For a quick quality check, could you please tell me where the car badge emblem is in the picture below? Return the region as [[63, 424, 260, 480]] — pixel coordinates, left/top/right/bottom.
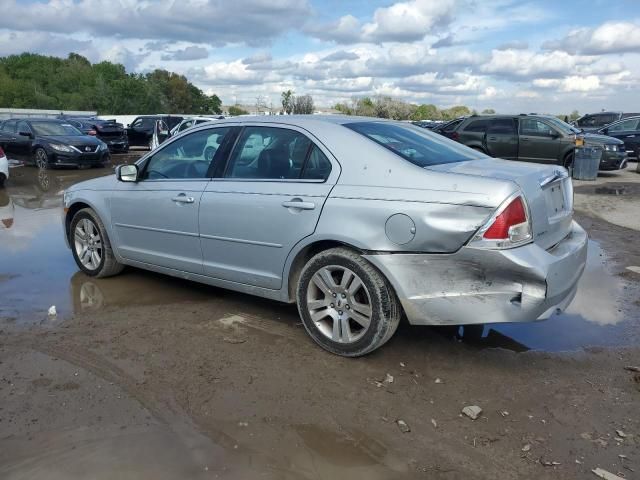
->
[[85, 146, 91, 152]]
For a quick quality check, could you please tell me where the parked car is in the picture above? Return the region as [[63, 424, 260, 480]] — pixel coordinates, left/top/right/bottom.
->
[[450, 114, 627, 170], [0, 145, 8, 187], [411, 120, 438, 129], [126, 115, 184, 148], [573, 111, 640, 133], [431, 117, 467, 138], [62, 116, 587, 356], [597, 116, 640, 160], [0, 118, 110, 169], [64, 118, 129, 153], [171, 116, 225, 136]]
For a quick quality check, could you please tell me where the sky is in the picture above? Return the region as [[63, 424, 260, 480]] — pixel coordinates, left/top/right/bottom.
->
[[1, 0, 639, 114]]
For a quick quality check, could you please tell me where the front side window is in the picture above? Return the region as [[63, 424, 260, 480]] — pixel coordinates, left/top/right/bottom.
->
[[577, 115, 595, 127], [346, 121, 483, 167], [608, 118, 640, 132], [225, 127, 318, 180], [519, 119, 557, 137], [132, 117, 155, 129], [141, 127, 231, 180]]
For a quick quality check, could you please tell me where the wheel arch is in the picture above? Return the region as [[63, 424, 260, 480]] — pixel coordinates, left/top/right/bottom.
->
[[284, 237, 366, 303]]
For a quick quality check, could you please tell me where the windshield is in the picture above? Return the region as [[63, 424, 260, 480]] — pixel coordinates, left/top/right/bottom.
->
[[345, 121, 484, 167], [546, 117, 581, 135], [31, 122, 83, 136]]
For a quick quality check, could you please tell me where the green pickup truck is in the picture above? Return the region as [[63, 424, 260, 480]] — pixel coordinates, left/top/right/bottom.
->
[[447, 114, 628, 171]]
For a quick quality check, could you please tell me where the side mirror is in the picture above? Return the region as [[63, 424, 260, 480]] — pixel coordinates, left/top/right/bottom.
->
[[19, 131, 32, 138], [116, 164, 138, 182]]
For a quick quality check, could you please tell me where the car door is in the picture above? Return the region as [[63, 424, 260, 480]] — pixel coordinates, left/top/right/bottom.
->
[[602, 118, 640, 156], [199, 125, 337, 290], [127, 117, 155, 146], [110, 126, 233, 274], [0, 121, 19, 159], [14, 121, 35, 161], [517, 118, 561, 163], [484, 118, 518, 159]]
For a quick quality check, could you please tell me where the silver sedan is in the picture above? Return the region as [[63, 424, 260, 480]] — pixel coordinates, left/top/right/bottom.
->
[[63, 116, 587, 356]]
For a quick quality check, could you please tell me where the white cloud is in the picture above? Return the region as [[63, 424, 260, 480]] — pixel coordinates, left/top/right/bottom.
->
[[544, 22, 640, 55], [533, 75, 601, 92], [308, 0, 457, 44], [481, 49, 596, 79]]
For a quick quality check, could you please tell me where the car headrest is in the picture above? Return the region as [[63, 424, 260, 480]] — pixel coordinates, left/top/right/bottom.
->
[[258, 144, 290, 179]]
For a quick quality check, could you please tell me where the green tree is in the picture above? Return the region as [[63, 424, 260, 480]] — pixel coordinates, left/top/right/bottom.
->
[[411, 104, 440, 121], [281, 90, 294, 114], [228, 105, 249, 116], [481, 108, 495, 114]]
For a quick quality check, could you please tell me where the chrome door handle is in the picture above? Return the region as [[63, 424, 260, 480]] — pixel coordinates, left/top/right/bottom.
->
[[172, 194, 195, 204], [626, 135, 636, 138], [282, 199, 315, 210]]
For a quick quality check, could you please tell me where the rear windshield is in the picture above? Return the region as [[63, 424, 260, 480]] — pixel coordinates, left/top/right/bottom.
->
[[31, 122, 83, 136], [345, 121, 483, 167]]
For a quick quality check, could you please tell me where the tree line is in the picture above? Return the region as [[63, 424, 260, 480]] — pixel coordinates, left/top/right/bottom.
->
[[334, 97, 477, 121], [0, 52, 222, 115]]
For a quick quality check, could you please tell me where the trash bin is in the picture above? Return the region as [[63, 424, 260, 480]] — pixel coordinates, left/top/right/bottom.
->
[[572, 147, 601, 181]]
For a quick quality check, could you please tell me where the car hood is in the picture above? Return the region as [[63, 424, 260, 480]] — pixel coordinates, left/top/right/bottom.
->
[[583, 133, 623, 145], [66, 174, 116, 192], [41, 135, 101, 146]]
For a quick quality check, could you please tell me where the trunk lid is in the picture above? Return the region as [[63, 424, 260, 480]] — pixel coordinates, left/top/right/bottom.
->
[[428, 158, 574, 250]]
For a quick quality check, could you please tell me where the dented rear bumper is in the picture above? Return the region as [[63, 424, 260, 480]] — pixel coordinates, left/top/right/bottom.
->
[[364, 221, 588, 326]]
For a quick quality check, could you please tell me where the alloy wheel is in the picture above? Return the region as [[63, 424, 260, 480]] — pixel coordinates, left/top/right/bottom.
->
[[74, 218, 103, 271], [35, 149, 48, 169], [306, 265, 373, 343]]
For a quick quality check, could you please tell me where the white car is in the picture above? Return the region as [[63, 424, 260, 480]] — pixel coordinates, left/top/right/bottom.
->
[[170, 116, 224, 136], [0, 145, 9, 188]]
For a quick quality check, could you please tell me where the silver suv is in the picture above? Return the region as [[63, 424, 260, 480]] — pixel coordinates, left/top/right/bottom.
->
[[63, 116, 587, 356]]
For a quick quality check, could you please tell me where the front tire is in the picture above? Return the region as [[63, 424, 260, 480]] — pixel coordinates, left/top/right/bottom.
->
[[34, 148, 49, 169], [70, 208, 124, 278], [296, 247, 401, 357]]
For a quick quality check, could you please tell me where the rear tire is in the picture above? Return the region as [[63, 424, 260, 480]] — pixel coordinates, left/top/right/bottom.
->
[[562, 151, 574, 169], [296, 247, 401, 357], [0, 174, 5, 188], [70, 208, 124, 278]]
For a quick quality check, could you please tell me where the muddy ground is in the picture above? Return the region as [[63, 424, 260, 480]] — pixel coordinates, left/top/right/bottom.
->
[[1, 159, 639, 479]]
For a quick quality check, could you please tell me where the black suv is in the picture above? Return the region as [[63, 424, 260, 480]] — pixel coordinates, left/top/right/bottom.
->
[[0, 118, 110, 169], [573, 111, 640, 133], [127, 115, 183, 148], [450, 114, 627, 170], [64, 118, 129, 153], [597, 116, 640, 160]]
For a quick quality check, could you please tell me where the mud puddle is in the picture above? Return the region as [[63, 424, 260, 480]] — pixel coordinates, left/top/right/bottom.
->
[[447, 241, 636, 352]]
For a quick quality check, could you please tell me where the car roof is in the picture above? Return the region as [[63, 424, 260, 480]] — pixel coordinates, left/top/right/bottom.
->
[[7, 118, 66, 123]]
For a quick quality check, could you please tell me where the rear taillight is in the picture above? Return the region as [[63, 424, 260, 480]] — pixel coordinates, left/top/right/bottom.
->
[[0, 146, 5, 157], [470, 194, 532, 249], [450, 131, 459, 141], [88, 130, 97, 136]]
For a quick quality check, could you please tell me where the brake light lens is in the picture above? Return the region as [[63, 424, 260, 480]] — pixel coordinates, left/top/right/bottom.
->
[[484, 196, 527, 239], [470, 195, 532, 249], [0, 146, 5, 157], [450, 131, 459, 141]]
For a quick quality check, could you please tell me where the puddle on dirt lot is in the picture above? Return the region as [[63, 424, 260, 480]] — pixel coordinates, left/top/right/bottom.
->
[[441, 240, 635, 352], [575, 182, 640, 197], [0, 166, 637, 352]]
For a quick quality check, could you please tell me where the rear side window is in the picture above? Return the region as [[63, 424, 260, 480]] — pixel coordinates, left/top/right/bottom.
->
[[463, 119, 490, 133], [346, 122, 484, 167], [442, 118, 463, 133], [487, 118, 516, 135], [225, 126, 331, 181]]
